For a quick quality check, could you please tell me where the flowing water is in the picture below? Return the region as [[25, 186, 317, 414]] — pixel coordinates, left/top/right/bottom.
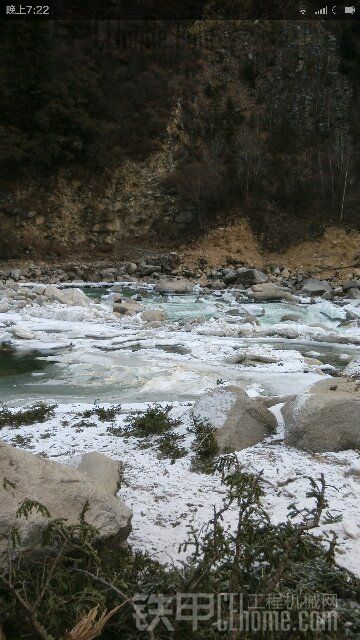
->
[[0, 286, 358, 405]]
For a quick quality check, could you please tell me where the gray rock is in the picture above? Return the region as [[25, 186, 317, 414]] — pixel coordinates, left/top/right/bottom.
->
[[251, 283, 295, 302], [225, 352, 247, 364], [343, 280, 360, 292], [283, 378, 360, 452], [237, 268, 268, 286], [211, 280, 225, 290], [113, 300, 143, 316], [0, 441, 131, 562], [344, 358, 360, 380], [10, 269, 21, 282], [247, 353, 279, 364], [243, 314, 260, 326], [100, 268, 118, 279], [77, 452, 122, 495], [346, 310, 358, 321], [125, 262, 138, 274], [192, 386, 277, 452], [138, 264, 161, 276], [226, 308, 246, 317], [44, 286, 89, 307], [280, 314, 302, 323], [223, 270, 238, 284], [348, 288, 360, 300], [157, 279, 193, 294], [140, 309, 167, 322], [302, 279, 332, 295]]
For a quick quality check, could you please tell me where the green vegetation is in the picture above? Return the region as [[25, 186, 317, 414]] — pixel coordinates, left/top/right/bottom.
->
[[157, 431, 187, 463], [124, 404, 181, 438], [1, 458, 359, 639], [82, 405, 122, 423], [0, 21, 191, 175], [123, 405, 186, 461], [0, 19, 359, 253], [190, 418, 219, 474], [0, 403, 56, 429], [10, 434, 33, 448]]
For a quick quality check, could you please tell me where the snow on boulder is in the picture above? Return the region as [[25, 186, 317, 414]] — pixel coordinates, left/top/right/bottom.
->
[[11, 325, 36, 340], [302, 278, 332, 295], [44, 285, 89, 306], [0, 440, 131, 563], [283, 378, 360, 452], [344, 358, 360, 380], [192, 386, 277, 452]]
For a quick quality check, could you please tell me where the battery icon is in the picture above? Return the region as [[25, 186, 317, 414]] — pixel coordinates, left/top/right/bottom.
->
[[345, 5, 356, 13]]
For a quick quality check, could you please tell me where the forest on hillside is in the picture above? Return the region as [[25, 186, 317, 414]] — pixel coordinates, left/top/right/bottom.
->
[[0, 17, 359, 250]]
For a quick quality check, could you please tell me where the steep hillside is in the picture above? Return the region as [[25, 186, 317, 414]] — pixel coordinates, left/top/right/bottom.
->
[[0, 19, 359, 259], [178, 219, 360, 276]]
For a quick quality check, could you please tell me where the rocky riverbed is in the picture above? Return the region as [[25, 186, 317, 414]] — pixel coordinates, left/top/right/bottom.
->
[[0, 263, 359, 575]]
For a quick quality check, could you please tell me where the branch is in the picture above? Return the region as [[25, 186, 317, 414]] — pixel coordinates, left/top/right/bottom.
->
[[71, 568, 156, 640], [34, 543, 67, 608], [0, 574, 52, 640]]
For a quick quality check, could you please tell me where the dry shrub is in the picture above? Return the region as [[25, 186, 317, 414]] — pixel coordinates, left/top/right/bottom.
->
[[64, 604, 124, 640]]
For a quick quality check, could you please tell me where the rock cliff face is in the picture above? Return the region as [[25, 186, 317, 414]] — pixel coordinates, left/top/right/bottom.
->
[[0, 20, 359, 258]]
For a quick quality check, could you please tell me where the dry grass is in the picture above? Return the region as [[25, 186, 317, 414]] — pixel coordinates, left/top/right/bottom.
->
[[64, 604, 125, 640]]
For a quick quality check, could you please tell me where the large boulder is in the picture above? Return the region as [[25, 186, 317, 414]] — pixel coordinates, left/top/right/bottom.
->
[[44, 286, 89, 307], [302, 278, 332, 295], [237, 268, 268, 286], [137, 264, 161, 276], [250, 283, 295, 302], [280, 314, 302, 323], [113, 300, 144, 316], [348, 288, 360, 300], [0, 442, 131, 562], [76, 452, 122, 495], [140, 309, 167, 322], [342, 280, 360, 293], [157, 279, 193, 294], [192, 386, 277, 452], [283, 378, 360, 452], [344, 358, 360, 380], [223, 270, 238, 285]]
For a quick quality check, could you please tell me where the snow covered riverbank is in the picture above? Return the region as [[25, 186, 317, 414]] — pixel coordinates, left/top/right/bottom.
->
[[0, 282, 359, 575]]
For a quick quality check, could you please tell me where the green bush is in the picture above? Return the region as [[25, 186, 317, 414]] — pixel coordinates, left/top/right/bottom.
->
[[1, 458, 359, 639], [82, 405, 122, 423], [125, 404, 181, 438], [157, 431, 187, 463], [190, 418, 219, 474], [0, 403, 56, 429]]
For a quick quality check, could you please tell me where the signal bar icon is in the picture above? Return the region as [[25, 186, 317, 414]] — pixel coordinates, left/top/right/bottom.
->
[[315, 5, 328, 13]]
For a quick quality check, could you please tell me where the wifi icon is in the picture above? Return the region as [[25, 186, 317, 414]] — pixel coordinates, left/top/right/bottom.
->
[[299, 6, 308, 14]]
